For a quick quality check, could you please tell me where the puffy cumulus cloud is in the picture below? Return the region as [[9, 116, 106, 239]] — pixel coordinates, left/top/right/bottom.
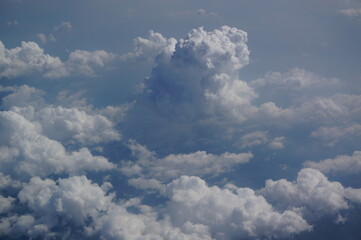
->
[[0, 173, 21, 189], [236, 130, 285, 150], [2, 175, 212, 240], [0, 195, 14, 213], [0, 175, 113, 238], [0, 85, 46, 109], [125, 26, 361, 152], [250, 68, 339, 90], [136, 25, 255, 122], [18, 176, 113, 226], [311, 123, 361, 146], [120, 141, 252, 188], [66, 49, 117, 77], [13, 106, 121, 145], [304, 151, 361, 174], [0, 41, 67, 79], [1, 85, 123, 146], [259, 168, 361, 219], [121, 30, 177, 63], [0, 40, 117, 79], [93, 200, 213, 240], [165, 176, 311, 239], [0, 110, 115, 178]]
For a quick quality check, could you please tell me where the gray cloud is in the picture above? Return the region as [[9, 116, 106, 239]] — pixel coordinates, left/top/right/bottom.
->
[[339, 8, 361, 17], [311, 124, 361, 146], [120, 140, 252, 189], [236, 130, 285, 149], [54, 21, 72, 32]]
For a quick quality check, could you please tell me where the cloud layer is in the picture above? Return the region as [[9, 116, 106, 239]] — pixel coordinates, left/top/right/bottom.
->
[[0, 41, 116, 79]]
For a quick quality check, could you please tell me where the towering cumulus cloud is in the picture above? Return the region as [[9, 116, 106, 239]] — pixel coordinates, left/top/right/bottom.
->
[[138, 26, 255, 121], [1, 23, 361, 240]]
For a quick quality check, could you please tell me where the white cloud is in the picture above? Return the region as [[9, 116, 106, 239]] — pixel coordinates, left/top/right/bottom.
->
[[121, 30, 177, 63], [252, 93, 361, 127], [1, 85, 122, 146], [135, 26, 255, 122], [120, 141, 252, 187], [5, 175, 212, 240], [259, 168, 361, 219], [21, 106, 121, 145], [311, 124, 361, 146], [66, 49, 116, 77], [250, 68, 339, 90], [0, 110, 115, 178], [304, 151, 361, 174], [0, 41, 117, 79], [0, 41, 67, 79], [165, 176, 311, 239]]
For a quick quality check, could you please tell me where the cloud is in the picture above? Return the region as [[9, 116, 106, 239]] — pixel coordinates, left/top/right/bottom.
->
[[120, 140, 252, 188], [3, 174, 212, 239], [311, 124, 361, 146], [36, 33, 56, 44], [250, 68, 339, 90], [54, 21, 72, 32], [6, 20, 18, 27], [304, 151, 361, 174], [0, 195, 14, 214], [121, 30, 177, 63], [252, 93, 361, 127], [165, 176, 311, 239], [66, 49, 117, 77], [339, 8, 361, 17], [236, 130, 285, 149], [125, 26, 361, 152], [0, 109, 115, 178], [1, 85, 122, 145], [133, 25, 254, 123], [172, 9, 220, 18], [259, 168, 361, 219], [0, 41, 67, 79], [0, 41, 117, 79], [1, 85, 46, 109]]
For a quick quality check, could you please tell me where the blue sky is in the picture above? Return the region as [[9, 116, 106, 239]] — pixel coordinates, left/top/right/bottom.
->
[[1, 0, 361, 239]]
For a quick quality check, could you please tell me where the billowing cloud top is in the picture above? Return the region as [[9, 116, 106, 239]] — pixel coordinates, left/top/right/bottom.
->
[[1, 21, 361, 240]]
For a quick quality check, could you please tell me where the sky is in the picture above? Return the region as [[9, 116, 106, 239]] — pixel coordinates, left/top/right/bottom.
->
[[1, 0, 361, 239]]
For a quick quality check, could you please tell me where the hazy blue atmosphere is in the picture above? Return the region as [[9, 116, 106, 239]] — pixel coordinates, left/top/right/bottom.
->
[[1, 0, 361, 239]]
